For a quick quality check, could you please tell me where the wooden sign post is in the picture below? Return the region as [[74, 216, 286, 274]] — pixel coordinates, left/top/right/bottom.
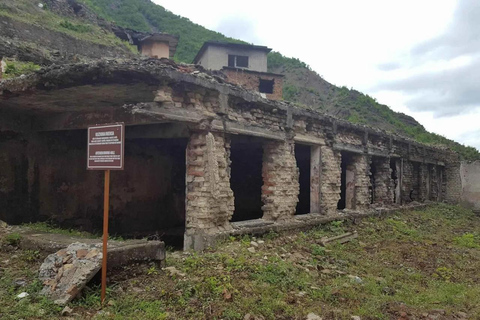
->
[[87, 123, 125, 305]]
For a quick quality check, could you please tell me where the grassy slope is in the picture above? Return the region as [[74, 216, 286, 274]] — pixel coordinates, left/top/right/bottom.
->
[[1, 204, 480, 319], [0, 0, 136, 53]]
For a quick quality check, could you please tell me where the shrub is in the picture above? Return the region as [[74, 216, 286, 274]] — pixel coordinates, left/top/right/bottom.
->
[[4, 233, 22, 246]]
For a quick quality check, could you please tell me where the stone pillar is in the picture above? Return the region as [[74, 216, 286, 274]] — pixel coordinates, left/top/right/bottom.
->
[[310, 146, 321, 213], [445, 160, 461, 204], [353, 154, 370, 210], [320, 146, 341, 215], [419, 163, 428, 202], [430, 165, 438, 201], [371, 157, 394, 205], [404, 161, 422, 202], [184, 132, 234, 250], [0, 58, 5, 81], [261, 140, 299, 221], [438, 166, 445, 201]]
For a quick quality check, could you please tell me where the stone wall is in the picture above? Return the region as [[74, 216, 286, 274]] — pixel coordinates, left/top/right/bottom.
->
[[223, 68, 284, 101], [319, 146, 341, 215], [352, 154, 371, 210], [185, 132, 234, 233], [261, 140, 299, 220], [445, 160, 462, 204], [459, 161, 480, 210], [371, 157, 394, 205]]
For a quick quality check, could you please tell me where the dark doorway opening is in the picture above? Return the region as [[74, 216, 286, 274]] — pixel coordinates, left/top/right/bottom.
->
[[370, 160, 377, 204], [230, 136, 264, 222], [390, 159, 398, 203], [36, 128, 188, 249], [295, 144, 311, 214], [111, 137, 188, 249], [338, 152, 354, 210]]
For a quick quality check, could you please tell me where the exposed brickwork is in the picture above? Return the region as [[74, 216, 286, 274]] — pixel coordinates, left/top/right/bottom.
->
[[320, 146, 341, 214], [186, 132, 234, 233], [418, 163, 428, 202], [261, 140, 299, 221], [429, 165, 438, 201], [223, 68, 283, 101], [371, 157, 394, 205], [445, 160, 462, 203], [352, 154, 371, 210]]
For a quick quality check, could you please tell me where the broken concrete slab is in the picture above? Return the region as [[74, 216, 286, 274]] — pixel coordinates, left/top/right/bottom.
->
[[39, 242, 102, 305], [13, 228, 165, 269]]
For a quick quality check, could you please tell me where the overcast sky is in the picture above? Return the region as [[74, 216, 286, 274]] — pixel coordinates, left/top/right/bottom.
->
[[154, 0, 480, 150]]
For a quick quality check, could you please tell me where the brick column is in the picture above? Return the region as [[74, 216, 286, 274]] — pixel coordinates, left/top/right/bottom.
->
[[419, 163, 428, 202], [353, 154, 371, 210], [320, 146, 341, 215], [184, 132, 234, 250], [401, 161, 414, 203], [262, 140, 299, 221], [371, 157, 394, 205]]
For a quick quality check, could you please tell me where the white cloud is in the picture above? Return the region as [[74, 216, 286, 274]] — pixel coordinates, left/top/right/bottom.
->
[[153, 0, 478, 150]]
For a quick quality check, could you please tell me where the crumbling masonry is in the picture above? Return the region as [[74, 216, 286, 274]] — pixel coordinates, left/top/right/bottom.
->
[[0, 59, 463, 249]]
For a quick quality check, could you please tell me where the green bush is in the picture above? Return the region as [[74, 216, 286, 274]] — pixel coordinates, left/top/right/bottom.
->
[[4, 233, 22, 246], [3, 60, 40, 78], [453, 233, 479, 248], [59, 20, 92, 33]]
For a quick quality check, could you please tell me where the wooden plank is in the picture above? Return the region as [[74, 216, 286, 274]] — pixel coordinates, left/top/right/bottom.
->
[[320, 231, 358, 246]]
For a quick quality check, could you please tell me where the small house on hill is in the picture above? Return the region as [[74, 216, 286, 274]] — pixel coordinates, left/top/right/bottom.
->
[[193, 41, 284, 100]]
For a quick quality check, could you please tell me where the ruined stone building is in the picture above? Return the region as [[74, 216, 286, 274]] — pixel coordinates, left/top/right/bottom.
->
[[0, 40, 466, 250]]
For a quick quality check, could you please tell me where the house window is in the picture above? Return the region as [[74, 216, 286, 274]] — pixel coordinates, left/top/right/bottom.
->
[[228, 55, 249, 68], [259, 79, 274, 94]]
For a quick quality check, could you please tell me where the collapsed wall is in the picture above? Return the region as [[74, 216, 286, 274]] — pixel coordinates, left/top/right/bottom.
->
[[0, 59, 463, 249]]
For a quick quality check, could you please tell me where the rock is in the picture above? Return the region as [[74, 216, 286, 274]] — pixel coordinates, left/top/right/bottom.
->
[[257, 240, 264, 244], [296, 291, 307, 297], [351, 317, 361, 320], [250, 241, 259, 247], [430, 309, 445, 315], [16, 292, 29, 299], [382, 287, 395, 295], [14, 279, 27, 288], [247, 247, 256, 253], [306, 313, 322, 320], [39, 242, 103, 305], [164, 266, 186, 277], [61, 306, 73, 316], [457, 312, 468, 318], [347, 275, 363, 283]]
